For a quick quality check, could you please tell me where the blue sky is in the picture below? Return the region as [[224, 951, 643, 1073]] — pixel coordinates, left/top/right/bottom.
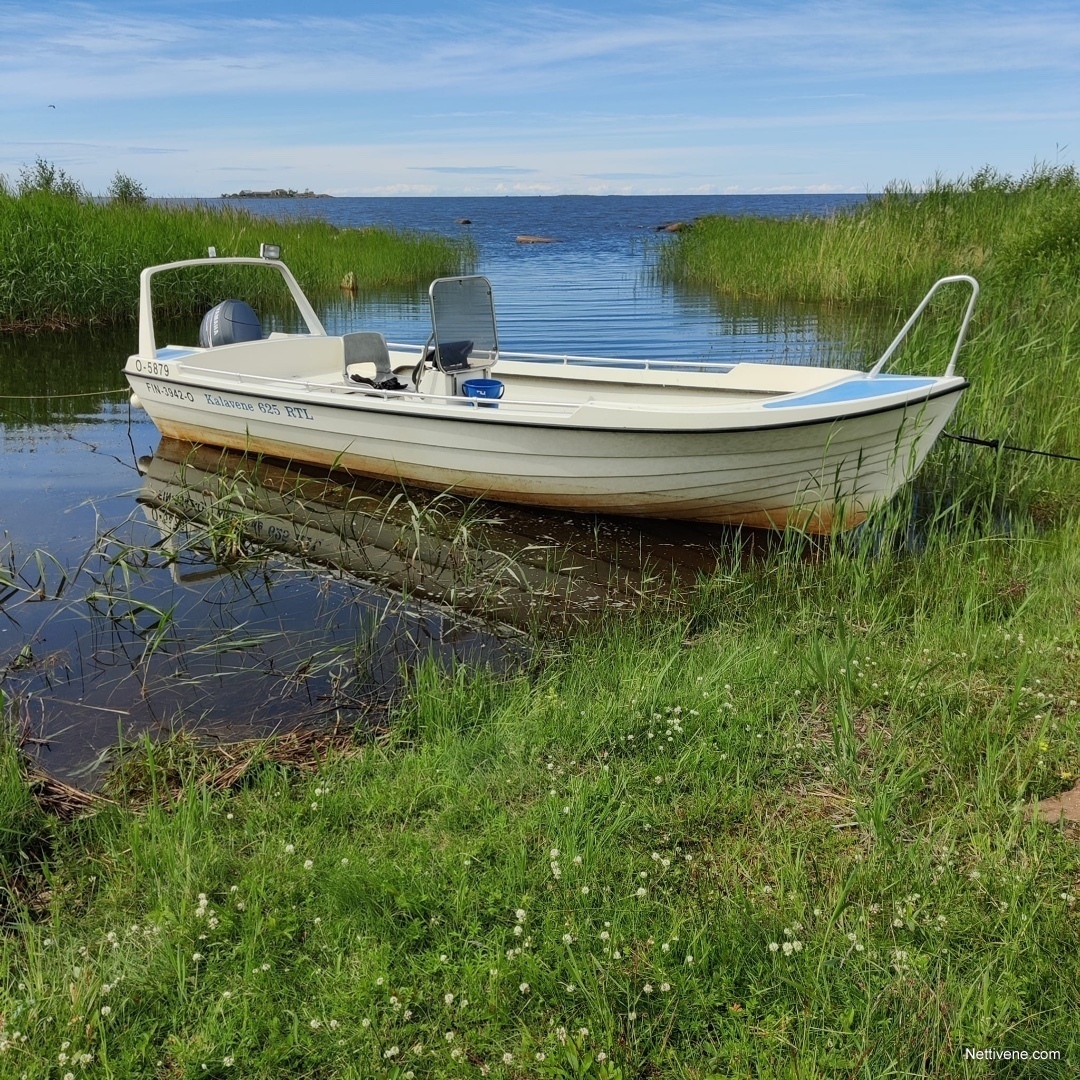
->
[[2, 0, 1078, 196]]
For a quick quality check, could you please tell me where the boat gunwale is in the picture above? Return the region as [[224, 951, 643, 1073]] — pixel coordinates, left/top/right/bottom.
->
[[126, 368, 968, 436]]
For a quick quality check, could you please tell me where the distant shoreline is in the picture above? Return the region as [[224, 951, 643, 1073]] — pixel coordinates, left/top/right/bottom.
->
[[221, 189, 332, 199]]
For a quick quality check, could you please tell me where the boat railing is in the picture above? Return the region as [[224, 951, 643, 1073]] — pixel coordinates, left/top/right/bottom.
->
[[868, 275, 979, 378], [182, 365, 580, 415], [388, 343, 736, 374], [138, 255, 328, 361]]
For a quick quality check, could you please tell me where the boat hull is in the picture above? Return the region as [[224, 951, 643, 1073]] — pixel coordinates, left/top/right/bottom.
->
[[128, 375, 963, 532]]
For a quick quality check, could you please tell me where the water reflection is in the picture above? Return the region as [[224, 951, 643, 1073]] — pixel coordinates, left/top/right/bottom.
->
[[2, 435, 748, 786], [137, 439, 731, 626]]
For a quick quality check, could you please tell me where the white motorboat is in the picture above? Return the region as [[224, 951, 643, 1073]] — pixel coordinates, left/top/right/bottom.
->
[[125, 247, 978, 533]]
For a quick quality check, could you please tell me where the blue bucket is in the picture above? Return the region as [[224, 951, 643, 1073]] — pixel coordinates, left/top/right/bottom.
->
[[462, 378, 505, 408]]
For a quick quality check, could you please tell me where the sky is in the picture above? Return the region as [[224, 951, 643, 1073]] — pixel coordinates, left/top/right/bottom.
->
[[1, 0, 1078, 197]]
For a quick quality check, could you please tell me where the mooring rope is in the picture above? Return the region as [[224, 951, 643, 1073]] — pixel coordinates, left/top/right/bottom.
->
[[0, 388, 129, 400], [943, 430, 1080, 464]]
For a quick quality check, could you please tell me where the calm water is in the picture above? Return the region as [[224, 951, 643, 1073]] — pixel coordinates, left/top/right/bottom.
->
[[1, 194, 868, 783]]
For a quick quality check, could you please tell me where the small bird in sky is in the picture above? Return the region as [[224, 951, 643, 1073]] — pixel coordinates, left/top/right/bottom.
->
[[48, 104, 55, 108]]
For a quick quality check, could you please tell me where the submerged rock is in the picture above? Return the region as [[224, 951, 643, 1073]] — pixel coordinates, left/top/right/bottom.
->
[[516, 235, 558, 244]]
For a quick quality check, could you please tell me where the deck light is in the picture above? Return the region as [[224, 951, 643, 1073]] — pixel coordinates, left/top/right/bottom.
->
[[260, 243, 281, 260]]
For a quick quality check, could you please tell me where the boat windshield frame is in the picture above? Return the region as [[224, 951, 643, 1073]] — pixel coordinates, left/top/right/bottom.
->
[[137, 256, 327, 360], [426, 275, 499, 374]]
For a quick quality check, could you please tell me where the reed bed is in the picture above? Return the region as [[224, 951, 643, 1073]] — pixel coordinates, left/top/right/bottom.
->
[[4, 168, 1080, 1077], [660, 166, 1080, 523], [0, 191, 473, 332]]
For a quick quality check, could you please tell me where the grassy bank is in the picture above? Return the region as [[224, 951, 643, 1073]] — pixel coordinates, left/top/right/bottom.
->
[[2, 515, 1079, 1078], [659, 167, 1080, 522], [4, 167, 1080, 1078], [0, 191, 473, 332]]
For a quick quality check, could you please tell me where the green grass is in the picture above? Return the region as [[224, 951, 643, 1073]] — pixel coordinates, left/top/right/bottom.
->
[[2, 516, 1080, 1078], [659, 166, 1080, 523], [0, 191, 473, 331], [3, 168, 1080, 1077]]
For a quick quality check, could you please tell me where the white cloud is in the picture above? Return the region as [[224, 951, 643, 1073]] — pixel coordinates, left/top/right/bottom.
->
[[2, 2, 1078, 103]]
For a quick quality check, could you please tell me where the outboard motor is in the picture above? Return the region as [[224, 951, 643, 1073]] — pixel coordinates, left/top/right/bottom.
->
[[199, 299, 262, 348]]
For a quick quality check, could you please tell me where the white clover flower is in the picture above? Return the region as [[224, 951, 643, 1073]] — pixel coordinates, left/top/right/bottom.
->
[[100, 1005, 111, 1017], [535, 1052, 546, 1061], [513, 924, 523, 936], [550, 848, 559, 859], [284, 844, 295, 854], [384, 1046, 399, 1059], [445, 1031, 455, 1042], [361, 1018, 371, 1029], [223, 1056, 234, 1067], [782, 942, 794, 956], [573, 854, 583, 865], [303, 859, 314, 870], [643, 983, 653, 994], [515, 908, 526, 923], [502, 1052, 514, 1064], [310, 1019, 321, 1029], [600, 930, 610, 941], [519, 982, 530, 994], [636, 886, 647, 898], [768, 942, 779, 953], [192, 952, 203, 961], [444, 993, 454, 1005], [562, 933, 573, 945]]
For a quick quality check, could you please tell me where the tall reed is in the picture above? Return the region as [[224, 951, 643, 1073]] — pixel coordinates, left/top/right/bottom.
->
[[659, 165, 1080, 521], [0, 192, 474, 331]]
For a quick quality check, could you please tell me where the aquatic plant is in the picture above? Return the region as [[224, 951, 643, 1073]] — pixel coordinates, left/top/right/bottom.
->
[[660, 165, 1080, 523], [0, 175, 474, 331]]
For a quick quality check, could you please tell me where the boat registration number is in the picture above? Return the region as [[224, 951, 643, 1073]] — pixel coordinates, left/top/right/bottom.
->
[[133, 359, 172, 377], [143, 380, 194, 403]]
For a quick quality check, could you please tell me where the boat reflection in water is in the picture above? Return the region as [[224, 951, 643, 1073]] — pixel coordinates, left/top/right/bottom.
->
[[137, 437, 734, 628]]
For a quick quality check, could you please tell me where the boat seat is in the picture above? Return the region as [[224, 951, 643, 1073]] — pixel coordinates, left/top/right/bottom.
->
[[343, 331, 409, 390]]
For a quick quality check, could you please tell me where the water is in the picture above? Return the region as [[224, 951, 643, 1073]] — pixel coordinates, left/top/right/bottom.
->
[[1, 194, 867, 783]]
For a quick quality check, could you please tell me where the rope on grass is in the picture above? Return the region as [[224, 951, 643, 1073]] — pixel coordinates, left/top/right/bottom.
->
[[943, 430, 1080, 464]]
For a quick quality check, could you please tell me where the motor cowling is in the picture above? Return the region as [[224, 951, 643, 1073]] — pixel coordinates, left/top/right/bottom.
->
[[199, 299, 262, 347]]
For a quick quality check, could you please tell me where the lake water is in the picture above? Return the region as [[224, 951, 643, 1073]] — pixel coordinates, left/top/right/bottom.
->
[[1, 194, 867, 784]]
